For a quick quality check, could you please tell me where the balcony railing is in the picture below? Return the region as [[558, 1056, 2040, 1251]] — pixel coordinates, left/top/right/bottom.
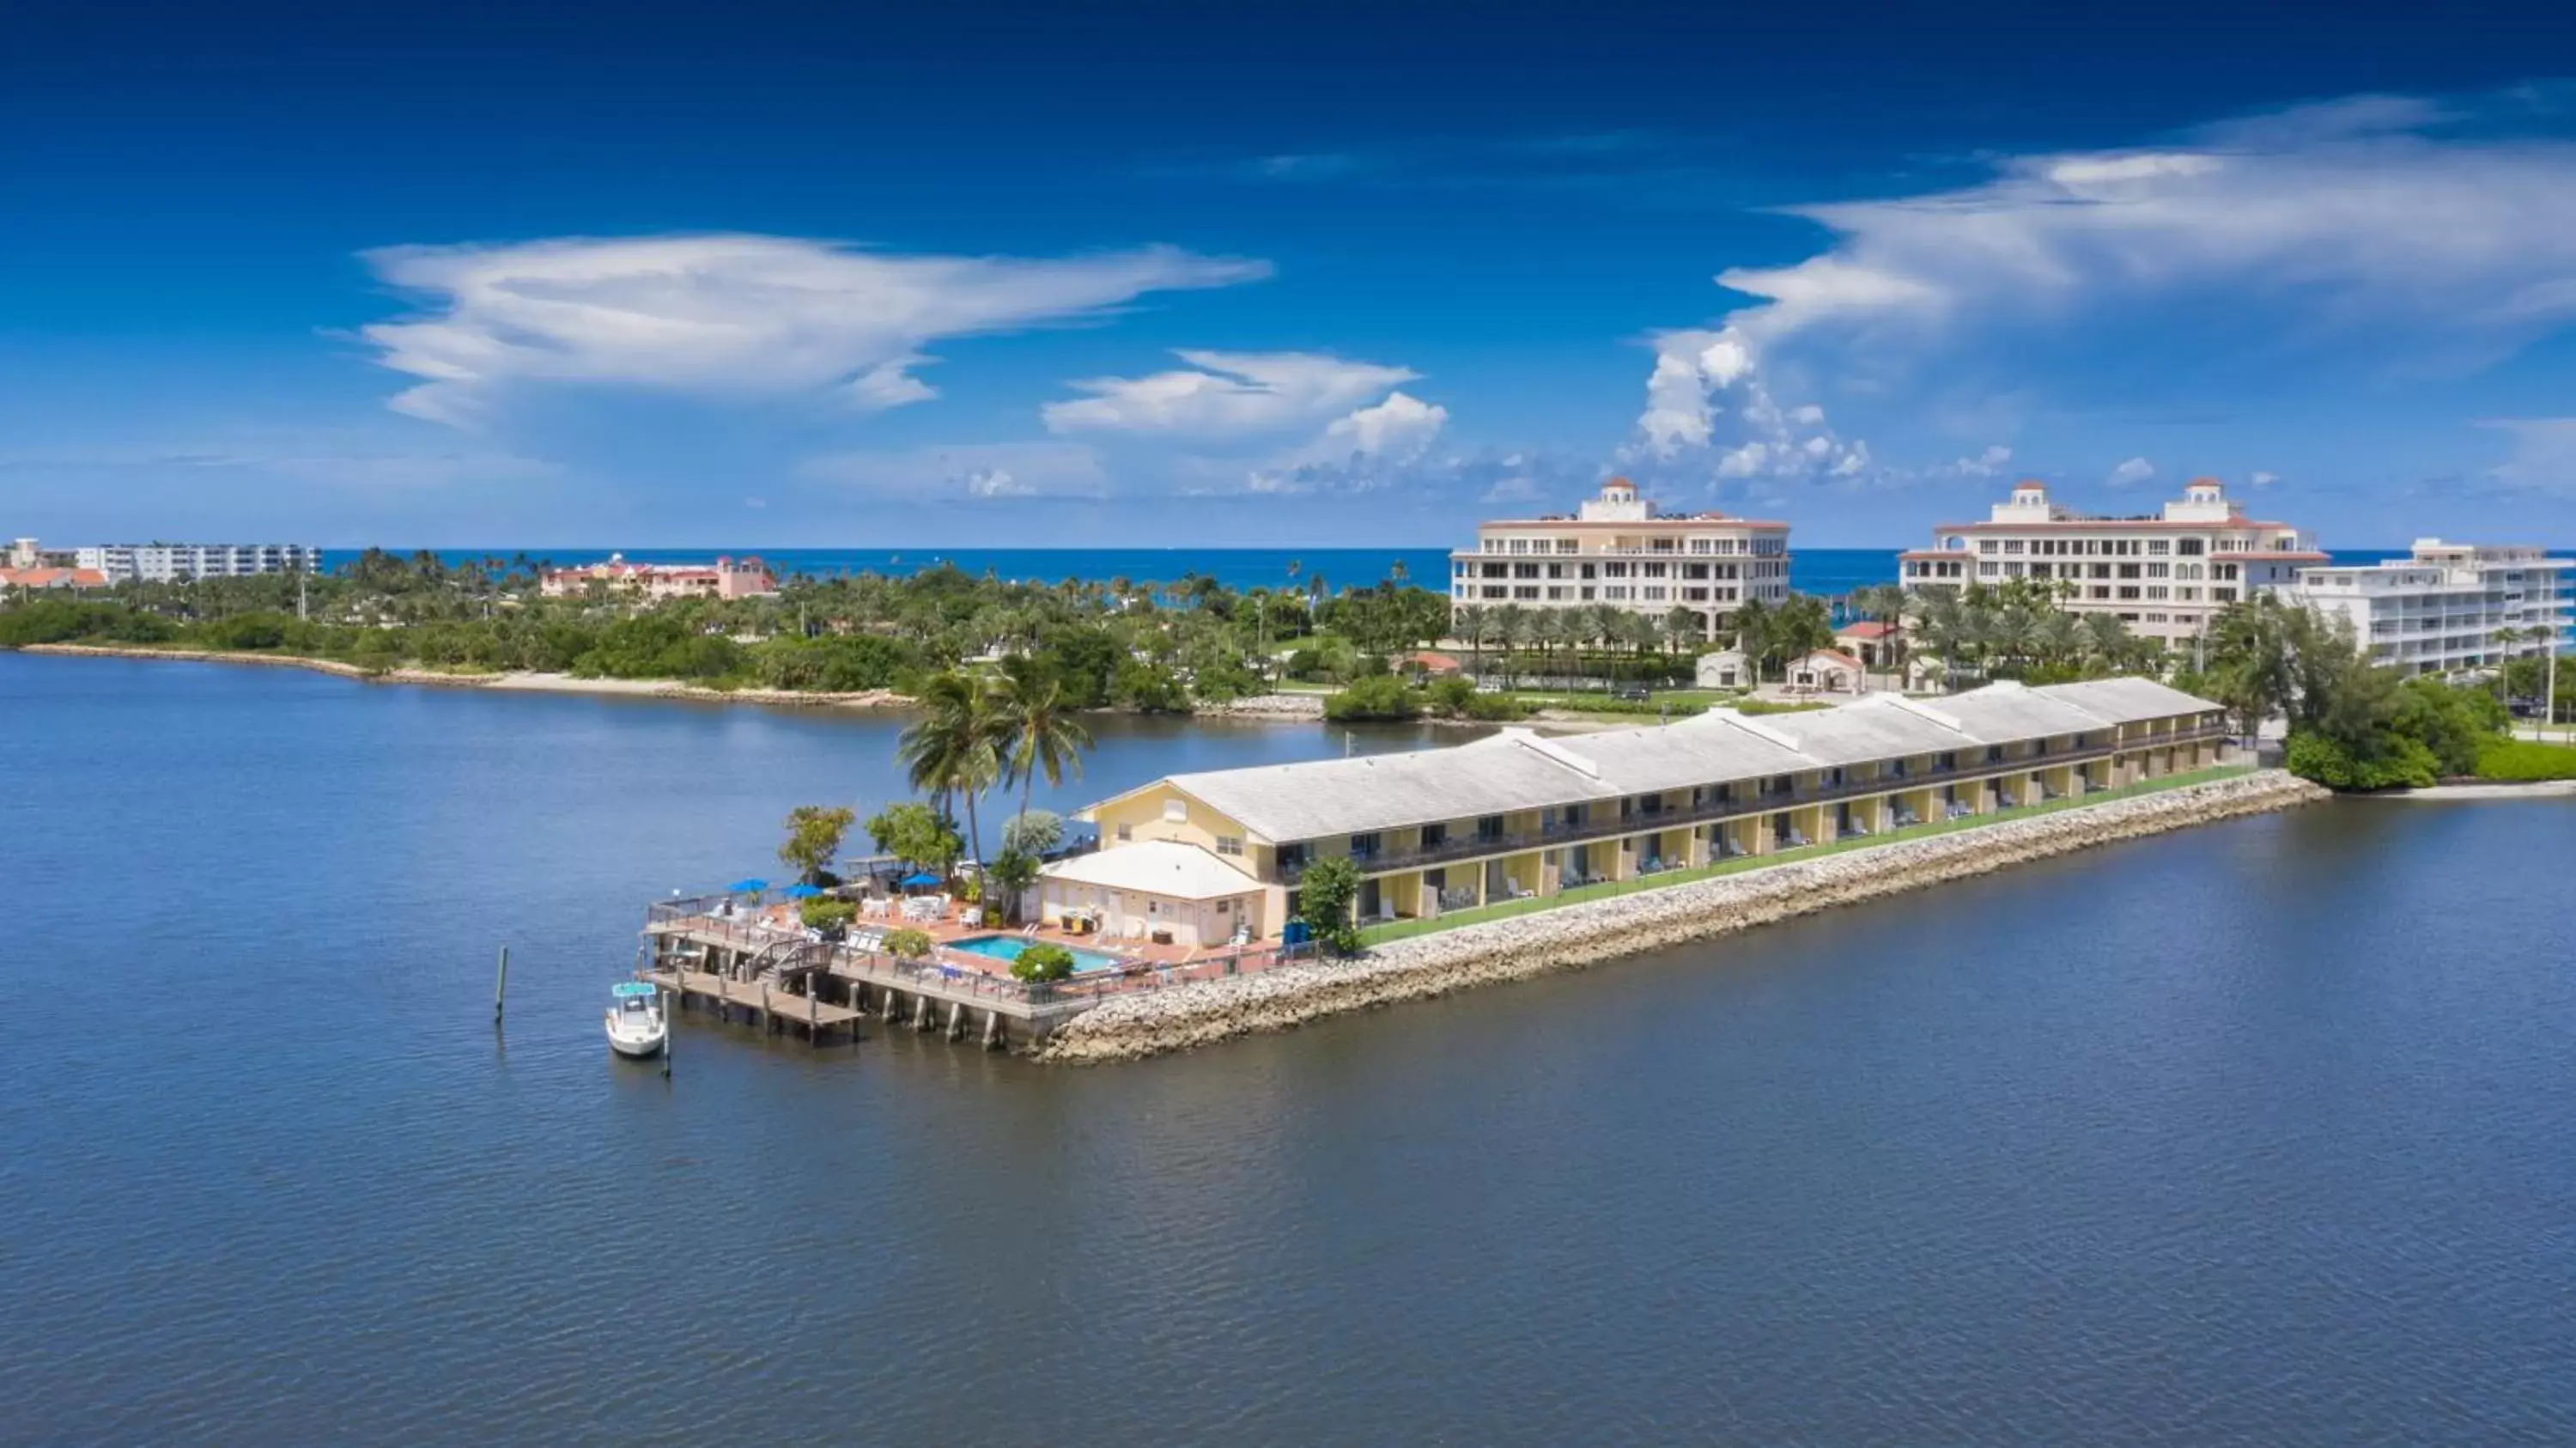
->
[[1275, 727, 2225, 882]]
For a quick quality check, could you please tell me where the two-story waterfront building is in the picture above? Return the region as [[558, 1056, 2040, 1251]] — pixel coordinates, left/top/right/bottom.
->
[[73, 542, 319, 582], [539, 554, 777, 600], [2279, 540, 2573, 675], [1900, 479, 2320, 649], [1044, 678, 2227, 945], [1449, 478, 1791, 642]]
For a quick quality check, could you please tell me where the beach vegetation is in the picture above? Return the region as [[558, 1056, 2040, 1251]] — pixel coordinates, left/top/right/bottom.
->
[[1322, 673, 1421, 722]]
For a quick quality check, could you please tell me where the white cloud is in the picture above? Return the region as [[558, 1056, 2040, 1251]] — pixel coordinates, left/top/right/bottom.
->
[[2481, 417, 2576, 495], [1042, 350, 1419, 436], [799, 441, 1109, 500], [1711, 98, 2576, 354], [361, 234, 1268, 427], [1637, 91, 2576, 482], [1630, 326, 1871, 479], [1947, 444, 2014, 477], [2249, 470, 2281, 488], [2107, 456, 2156, 486], [1312, 391, 1449, 461]]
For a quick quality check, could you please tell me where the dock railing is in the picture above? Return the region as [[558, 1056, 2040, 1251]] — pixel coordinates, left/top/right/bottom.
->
[[647, 903, 1321, 1015]]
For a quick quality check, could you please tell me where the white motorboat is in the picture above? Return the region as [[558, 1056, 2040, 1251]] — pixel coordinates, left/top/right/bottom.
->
[[605, 981, 668, 1058]]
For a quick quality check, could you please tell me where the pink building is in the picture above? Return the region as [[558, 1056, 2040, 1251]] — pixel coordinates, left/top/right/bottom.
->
[[540, 554, 776, 601]]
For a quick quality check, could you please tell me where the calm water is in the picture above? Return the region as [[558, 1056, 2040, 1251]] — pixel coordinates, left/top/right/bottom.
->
[[5, 654, 2574, 1445], [337, 545, 2428, 599]]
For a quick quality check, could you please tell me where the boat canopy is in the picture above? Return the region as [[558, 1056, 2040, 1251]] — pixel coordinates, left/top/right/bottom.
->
[[612, 982, 659, 999]]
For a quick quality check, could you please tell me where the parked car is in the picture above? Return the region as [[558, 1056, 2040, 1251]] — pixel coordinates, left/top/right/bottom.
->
[[1613, 684, 1652, 703]]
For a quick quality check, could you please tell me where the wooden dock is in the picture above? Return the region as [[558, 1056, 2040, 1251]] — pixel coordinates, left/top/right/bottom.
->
[[641, 916, 1105, 1052], [646, 968, 864, 1044]]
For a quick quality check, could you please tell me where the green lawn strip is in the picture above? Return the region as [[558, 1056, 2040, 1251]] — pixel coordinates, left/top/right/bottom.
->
[[1358, 764, 2253, 945]]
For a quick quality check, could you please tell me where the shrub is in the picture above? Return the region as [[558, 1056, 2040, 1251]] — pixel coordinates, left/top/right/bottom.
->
[[1321, 673, 1420, 722], [1009, 942, 1077, 983], [881, 928, 935, 960], [986, 849, 1042, 922], [1001, 809, 1063, 857], [2475, 739, 2576, 782], [1111, 659, 1191, 713], [2286, 729, 2438, 791], [1294, 855, 1365, 955], [799, 897, 857, 937]]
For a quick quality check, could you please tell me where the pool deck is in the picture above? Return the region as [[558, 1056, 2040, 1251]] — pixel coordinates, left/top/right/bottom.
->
[[640, 894, 1294, 1052]]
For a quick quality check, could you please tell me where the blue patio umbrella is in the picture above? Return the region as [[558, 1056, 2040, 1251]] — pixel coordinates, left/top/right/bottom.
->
[[900, 871, 943, 890], [727, 878, 769, 894], [783, 883, 823, 898]]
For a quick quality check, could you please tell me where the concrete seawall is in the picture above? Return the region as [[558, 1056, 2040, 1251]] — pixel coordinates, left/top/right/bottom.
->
[[1039, 770, 2331, 1063]]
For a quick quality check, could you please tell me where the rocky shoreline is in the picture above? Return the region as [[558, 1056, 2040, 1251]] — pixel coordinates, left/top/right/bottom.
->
[[1038, 770, 2331, 1063]]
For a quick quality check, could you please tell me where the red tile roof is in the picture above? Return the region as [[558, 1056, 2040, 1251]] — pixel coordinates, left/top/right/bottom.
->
[[1836, 619, 1896, 640], [0, 566, 108, 589]]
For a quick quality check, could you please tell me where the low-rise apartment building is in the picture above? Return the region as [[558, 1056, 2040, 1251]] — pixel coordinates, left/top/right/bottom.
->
[[1449, 478, 1790, 641], [2281, 540, 2573, 675], [1051, 678, 2226, 942], [539, 554, 777, 600], [1901, 479, 2320, 648], [74, 542, 319, 582]]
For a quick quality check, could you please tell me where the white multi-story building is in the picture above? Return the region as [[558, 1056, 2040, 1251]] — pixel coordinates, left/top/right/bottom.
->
[[2281, 540, 2573, 676], [74, 542, 320, 583], [1449, 478, 1791, 640], [1900, 478, 2321, 648]]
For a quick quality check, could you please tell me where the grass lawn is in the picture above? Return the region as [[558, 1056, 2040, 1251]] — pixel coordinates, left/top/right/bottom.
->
[[1357, 764, 2254, 945], [2475, 738, 2576, 782]]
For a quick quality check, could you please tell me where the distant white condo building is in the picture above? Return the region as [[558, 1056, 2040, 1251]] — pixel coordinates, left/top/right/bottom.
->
[[74, 542, 319, 583], [1901, 478, 2321, 648], [1449, 478, 1790, 641], [2281, 540, 2573, 675]]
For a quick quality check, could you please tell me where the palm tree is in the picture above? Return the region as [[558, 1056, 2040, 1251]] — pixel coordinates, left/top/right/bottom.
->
[[993, 655, 1095, 825], [2033, 611, 2085, 672], [1494, 604, 1534, 688], [898, 671, 1003, 870], [2080, 612, 2134, 675], [1732, 596, 1773, 682], [1388, 558, 1409, 586], [1850, 582, 1908, 674], [1454, 603, 1490, 680], [1534, 609, 1571, 688]]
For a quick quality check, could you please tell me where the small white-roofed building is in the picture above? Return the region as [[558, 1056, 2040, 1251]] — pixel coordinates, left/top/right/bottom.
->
[[1072, 678, 2229, 937], [1784, 649, 1866, 693], [1036, 839, 1267, 948]]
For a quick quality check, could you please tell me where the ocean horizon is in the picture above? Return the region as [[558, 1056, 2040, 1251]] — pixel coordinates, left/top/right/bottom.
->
[[331, 545, 2430, 599]]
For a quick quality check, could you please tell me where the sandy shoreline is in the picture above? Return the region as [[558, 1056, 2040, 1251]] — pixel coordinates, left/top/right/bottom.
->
[[2373, 780, 2576, 800], [1040, 770, 2332, 1063], [15, 643, 917, 709]]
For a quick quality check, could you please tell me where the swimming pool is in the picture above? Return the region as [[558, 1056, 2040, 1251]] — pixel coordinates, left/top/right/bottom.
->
[[945, 934, 1124, 973]]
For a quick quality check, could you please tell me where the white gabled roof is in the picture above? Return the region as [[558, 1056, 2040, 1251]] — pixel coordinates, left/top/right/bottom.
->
[[2032, 677, 2222, 726], [1097, 677, 2220, 844], [1914, 681, 2108, 744], [1709, 697, 1968, 766], [1039, 839, 1262, 899], [1160, 731, 1607, 842]]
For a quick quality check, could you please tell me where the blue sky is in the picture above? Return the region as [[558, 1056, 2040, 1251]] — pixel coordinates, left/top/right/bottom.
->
[[5, 0, 2575, 549]]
